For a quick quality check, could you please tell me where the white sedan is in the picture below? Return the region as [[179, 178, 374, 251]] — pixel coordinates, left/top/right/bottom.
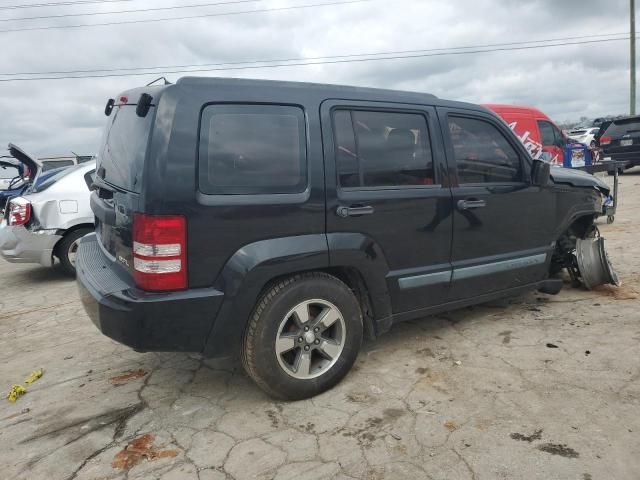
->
[[567, 127, 600, 147], [0, 161, 96, 275]]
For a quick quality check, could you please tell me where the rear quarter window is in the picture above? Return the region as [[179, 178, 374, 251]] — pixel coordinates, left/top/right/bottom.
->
[[198, 104, 307, 195]]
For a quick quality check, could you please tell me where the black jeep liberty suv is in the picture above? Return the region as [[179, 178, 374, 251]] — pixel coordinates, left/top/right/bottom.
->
[[77, 78, 613, 400]]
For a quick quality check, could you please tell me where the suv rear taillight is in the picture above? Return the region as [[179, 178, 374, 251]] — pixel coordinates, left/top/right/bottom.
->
[[8, 197, 31, 226], [600, 136, 612, 145], [133, 213, 187, 291]]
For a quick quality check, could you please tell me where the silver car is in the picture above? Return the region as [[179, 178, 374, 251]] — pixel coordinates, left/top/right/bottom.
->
[[0, 161, 96, 275]]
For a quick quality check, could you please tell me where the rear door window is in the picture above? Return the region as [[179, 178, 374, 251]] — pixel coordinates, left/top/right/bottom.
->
[[198, 104, 307, 195], [332, 109, 434, 188], [448, 116, 523, 184]]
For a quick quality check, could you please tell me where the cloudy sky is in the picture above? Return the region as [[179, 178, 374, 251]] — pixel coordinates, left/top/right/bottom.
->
[[0, 0, 634, 158]]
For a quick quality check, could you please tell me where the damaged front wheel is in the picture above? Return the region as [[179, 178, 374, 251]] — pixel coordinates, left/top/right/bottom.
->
[[575, 235, 619, 289], [552, 224, 619, 290]]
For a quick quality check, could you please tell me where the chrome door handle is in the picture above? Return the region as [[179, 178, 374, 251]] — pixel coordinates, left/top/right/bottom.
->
[[336, 205, 375, 218], [457, 199, 486, 211]]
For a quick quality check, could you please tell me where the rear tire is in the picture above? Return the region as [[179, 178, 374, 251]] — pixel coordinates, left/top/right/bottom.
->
[[242, 272, 363, 400], [56, 228, 92, 276]]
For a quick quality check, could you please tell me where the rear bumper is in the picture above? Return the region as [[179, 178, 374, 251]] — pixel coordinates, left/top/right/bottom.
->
[[601, 151, 640, 167], [0, 222, 61, 267], [76, 233, 224, 353]]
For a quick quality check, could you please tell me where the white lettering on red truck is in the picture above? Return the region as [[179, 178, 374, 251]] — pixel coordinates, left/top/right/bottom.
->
[[507, 122, 543, 160]]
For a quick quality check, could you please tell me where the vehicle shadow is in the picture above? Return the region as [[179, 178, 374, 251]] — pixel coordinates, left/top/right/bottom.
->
[[1, 262, 74, 286], [131, 293, 538, 402]]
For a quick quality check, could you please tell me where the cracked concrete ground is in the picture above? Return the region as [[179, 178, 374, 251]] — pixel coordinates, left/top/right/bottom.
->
[[1, 173, 640, 480]]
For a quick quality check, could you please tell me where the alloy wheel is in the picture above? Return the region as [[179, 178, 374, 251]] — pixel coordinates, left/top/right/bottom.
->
[[275, 299, 346, 380]]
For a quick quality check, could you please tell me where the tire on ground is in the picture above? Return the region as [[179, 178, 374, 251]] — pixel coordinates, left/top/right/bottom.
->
[[56, 227, 93, 276], [242, 272, 363, 400]]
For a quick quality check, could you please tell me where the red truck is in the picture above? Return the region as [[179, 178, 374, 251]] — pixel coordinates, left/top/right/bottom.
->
[[484, 104, 567, 165]]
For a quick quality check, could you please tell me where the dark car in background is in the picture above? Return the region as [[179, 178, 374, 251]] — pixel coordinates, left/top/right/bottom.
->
[[599, 116, 640, 173]]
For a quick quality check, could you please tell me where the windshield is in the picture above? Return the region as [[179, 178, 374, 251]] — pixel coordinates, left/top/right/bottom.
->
[[605, 118, 640, 137], [97, 105, 154, 193]]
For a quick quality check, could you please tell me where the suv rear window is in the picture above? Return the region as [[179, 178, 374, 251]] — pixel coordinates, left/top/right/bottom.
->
[[604, 118, 640, 137], [98, 105, 154, 193], [198, 104, 307, 195]]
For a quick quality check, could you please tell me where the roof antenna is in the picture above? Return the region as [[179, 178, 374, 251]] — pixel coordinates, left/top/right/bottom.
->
[[146, 76, 172, 86]]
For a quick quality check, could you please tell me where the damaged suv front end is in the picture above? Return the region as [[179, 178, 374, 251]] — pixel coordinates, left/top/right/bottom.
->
[[548, 166, 618, 289]]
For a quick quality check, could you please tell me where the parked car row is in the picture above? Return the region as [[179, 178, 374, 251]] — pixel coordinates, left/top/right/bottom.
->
[[0, 144, 95, 275]]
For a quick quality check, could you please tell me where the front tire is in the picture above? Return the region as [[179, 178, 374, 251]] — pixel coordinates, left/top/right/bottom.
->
[[242, 272, 363, 400], [56, 228, 92, 276]]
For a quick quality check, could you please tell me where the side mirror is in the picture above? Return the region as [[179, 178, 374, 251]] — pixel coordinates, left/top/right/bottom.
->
[[531, 159, 551, 186]]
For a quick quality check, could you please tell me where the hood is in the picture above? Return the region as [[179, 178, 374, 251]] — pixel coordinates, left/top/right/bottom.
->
[[8, 143, 39, 179], [550, 167, 610, 194]]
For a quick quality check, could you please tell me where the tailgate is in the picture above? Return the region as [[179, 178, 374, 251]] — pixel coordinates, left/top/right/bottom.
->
[[91, 188, 137, 276], [92, 101, 155, 276]]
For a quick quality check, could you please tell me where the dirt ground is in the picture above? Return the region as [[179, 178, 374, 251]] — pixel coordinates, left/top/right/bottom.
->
[[1, 172, 639, 480]]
